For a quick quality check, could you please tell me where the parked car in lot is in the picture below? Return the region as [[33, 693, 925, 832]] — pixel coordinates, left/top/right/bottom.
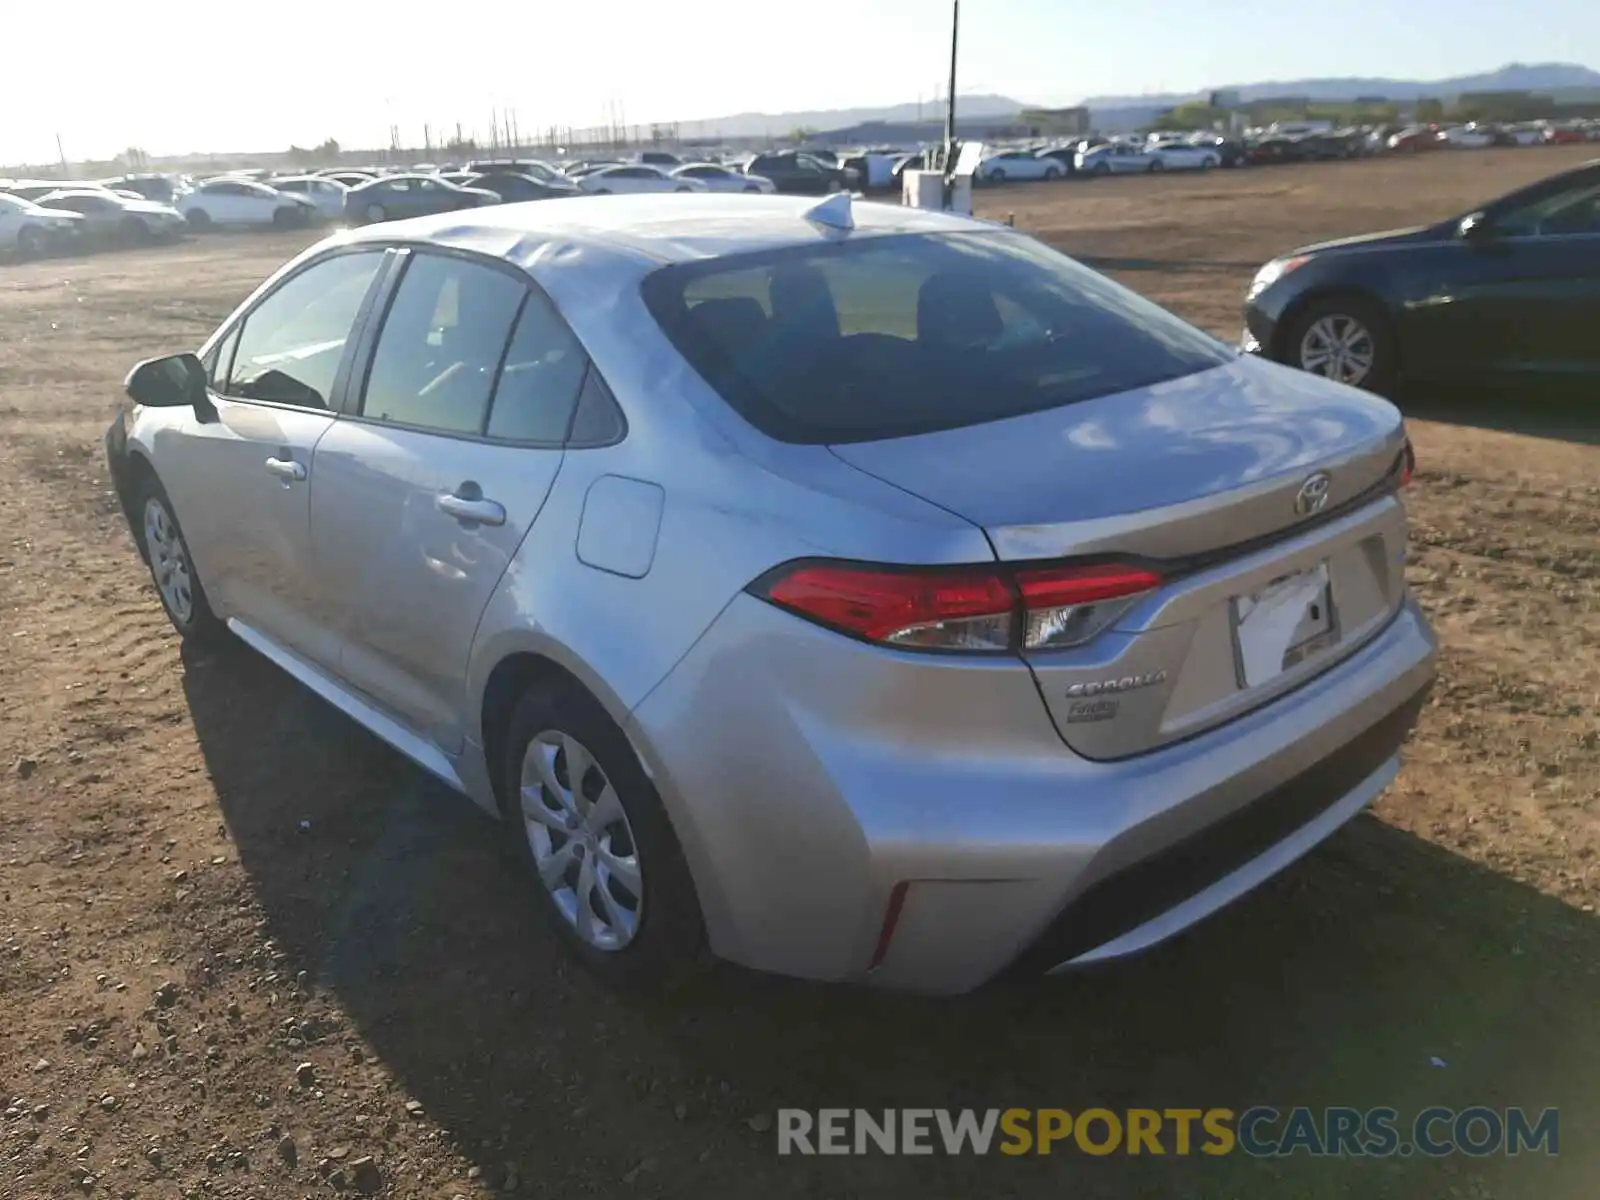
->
[[977, 149, 1066, 183], [1243, 158, 1600, 391], [671, 163, 775, 193], [1438, 124, 1495, 149], [574, 165, 708, 195], [1145, 140, 1222, 171], [743, 151, 847, 195], [105, 192, 1434, 993], [268, 176, 351, 222], [344, 173, 500, 223], [322, 171, 378, 189], [1077, 142, 1158, 175], [464, 160, 578, 192], [1387, 126, 1443, 153], [1544, 125, 1590, 146], [457, 171, 580, 203], [0, 192, 84, 255], [102, 174, 185, 204], [35, 189, 186, 243], [177, 179, 316, 229]]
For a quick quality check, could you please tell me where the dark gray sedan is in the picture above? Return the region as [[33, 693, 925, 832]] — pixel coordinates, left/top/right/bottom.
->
[[344, 174, 500, 224]]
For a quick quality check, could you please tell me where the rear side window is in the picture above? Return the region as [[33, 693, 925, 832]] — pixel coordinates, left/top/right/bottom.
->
[[641, 231, 1233, 444], [361, 253, 525, 435], [484, 290, 589, 443]]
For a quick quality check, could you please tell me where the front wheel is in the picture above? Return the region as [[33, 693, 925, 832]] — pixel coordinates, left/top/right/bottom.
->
[[364, 203, 387, 224], [1148, 159, 1165, 173], [135, 476, 227, 645], [1091, 162, 1110, 176], [1043, 166, 1062, 181], [185, 208, 211, 230], [1283, 296, 1397, 393], [989, 168, 1006, 184], [501, 678, 705, 988]]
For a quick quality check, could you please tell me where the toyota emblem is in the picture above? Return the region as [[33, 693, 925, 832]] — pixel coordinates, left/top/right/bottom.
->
[[1294, 472, 1332, 516]]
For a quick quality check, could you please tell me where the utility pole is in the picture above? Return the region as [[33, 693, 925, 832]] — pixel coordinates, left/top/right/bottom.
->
[[942, 0, 959, 208], [55, 134, 68, 176]]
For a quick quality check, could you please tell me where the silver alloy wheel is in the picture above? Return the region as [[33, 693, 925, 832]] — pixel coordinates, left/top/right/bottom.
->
[[1298, 314, 1377, 386], [142, 496, 194, 625], [520, 731, 643, 951]]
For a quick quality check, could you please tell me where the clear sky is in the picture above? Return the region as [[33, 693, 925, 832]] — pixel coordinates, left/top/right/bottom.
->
[[6, 0, 1597, 165]]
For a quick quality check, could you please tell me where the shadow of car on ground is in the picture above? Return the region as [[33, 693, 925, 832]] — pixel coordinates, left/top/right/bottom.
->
[[177, 640, 1600, 1199]]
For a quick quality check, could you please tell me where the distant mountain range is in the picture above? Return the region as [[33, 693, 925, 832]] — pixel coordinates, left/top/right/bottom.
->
[[676, 63, 1600, 138], [1080, 62, 1600, 109]]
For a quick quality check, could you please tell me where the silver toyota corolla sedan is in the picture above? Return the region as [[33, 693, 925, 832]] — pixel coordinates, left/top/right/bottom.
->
[[105, 193, 1437, 994]]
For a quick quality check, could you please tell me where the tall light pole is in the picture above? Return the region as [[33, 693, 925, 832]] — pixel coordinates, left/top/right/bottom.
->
[[942, 0, 960, 208]]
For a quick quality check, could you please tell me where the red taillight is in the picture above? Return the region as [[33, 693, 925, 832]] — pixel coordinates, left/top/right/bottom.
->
[[762, 564, 1015, 650], [1400, 439, 1416, 487], [755, 559, 1162, 653]]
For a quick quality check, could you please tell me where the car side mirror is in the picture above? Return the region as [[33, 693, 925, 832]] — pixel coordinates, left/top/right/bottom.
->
[[1458, 212, 1496, 245], [124, 352, 214, 420]]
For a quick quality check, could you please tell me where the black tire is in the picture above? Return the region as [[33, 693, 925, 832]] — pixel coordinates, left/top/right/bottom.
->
[[186, 208, 211, 230], [1043, 166, 1062, 181], [121, 216, 152, 245], [1092, 162, 1110, 176], [592, 188, 611, 195], [1148, 159, 1165, 173], [132, 472, 228, 646], [743, 184, 760, 193], [675, 186, 692, 193], [1280, 294, 1398, 395], [272, 206, 301, 229], [499, 677, 705, 988], [16, 225, 45, 257], [989, 168, 1006, 184]]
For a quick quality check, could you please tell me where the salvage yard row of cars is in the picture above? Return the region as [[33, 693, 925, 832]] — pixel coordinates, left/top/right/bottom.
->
[[975, 117, 1600, 182], [0, 152, 833, 257], [5, 115, 1598, 260]]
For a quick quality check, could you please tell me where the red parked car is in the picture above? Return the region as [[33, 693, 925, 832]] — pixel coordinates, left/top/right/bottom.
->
[[1543, 126, 1588, 146]]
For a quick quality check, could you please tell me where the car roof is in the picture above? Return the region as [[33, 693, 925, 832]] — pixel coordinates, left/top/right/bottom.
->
[[335, 193, 998, 273]]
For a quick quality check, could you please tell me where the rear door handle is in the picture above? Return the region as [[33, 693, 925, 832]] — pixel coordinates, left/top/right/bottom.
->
[[437, 490, 506, 527], [265, 456, 306, 482]]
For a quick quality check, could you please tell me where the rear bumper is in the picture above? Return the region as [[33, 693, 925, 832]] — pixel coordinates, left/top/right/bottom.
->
[[629, 591, 1437, 994]]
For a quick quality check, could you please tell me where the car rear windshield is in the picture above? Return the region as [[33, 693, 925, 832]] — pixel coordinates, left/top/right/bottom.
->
[[640, 230, 1234, 444]]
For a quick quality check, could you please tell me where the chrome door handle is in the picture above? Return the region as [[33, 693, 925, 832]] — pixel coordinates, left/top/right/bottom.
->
[[437, 491, 506, 526], [265, 456, 307, 482]]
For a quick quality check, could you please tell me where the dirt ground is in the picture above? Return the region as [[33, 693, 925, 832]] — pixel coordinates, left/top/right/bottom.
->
[[1, 146, 1597, 1199]]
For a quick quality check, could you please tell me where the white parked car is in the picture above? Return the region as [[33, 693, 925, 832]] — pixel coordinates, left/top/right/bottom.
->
[[1438, 125, 1495, 149], [266, 175, 349, 221], [1145, 140, 1222, 170], [176, 179, 316, 229], [1076, 142, 1158, 175], [671, 163, 775, 193], [977, 150, 1065, 183], [34, 189, 186, 242], [0, 192, 84, 255], [574, 165, 708, 195]]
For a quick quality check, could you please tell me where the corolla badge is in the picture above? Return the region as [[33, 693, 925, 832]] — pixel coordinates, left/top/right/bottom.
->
[[1063, 669, 1168, 699], [1294, 471, 1332, 516]]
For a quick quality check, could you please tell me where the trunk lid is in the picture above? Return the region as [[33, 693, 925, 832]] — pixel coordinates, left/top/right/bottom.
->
[[830, 357, 1411, 758], [827, 356, 1405, 562]]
